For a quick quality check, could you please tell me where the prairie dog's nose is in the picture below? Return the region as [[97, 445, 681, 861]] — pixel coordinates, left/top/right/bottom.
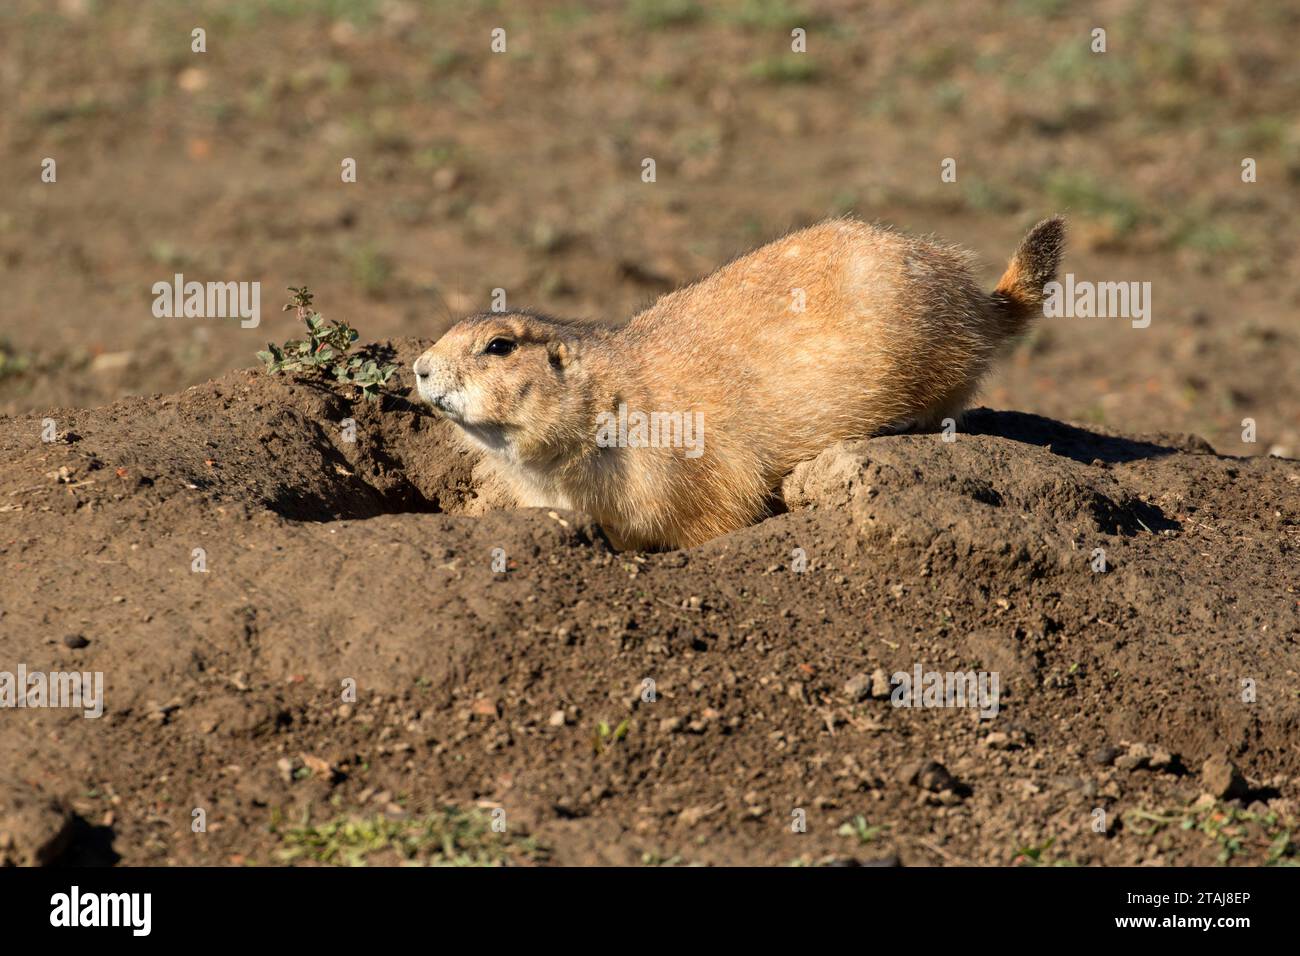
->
[[413, 353, 432, 379]]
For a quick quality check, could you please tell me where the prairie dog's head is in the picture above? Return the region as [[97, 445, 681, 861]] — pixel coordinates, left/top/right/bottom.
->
[[414, 312, 585, 461]]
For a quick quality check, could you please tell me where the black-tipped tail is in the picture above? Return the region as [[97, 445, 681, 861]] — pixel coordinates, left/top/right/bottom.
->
[[990, 216, 1066, 336]]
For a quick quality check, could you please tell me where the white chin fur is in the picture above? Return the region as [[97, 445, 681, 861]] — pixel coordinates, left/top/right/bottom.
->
[[415, 378, 441, 407], [418, 382, 469, 419], [416, 382, 509, 455]]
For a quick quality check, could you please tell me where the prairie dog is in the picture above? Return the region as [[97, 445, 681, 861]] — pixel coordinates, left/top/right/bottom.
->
[[414, 217, 1064, 550]]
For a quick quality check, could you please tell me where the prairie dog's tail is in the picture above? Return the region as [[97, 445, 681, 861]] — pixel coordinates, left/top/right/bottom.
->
[[990, 216, 1065, 337]]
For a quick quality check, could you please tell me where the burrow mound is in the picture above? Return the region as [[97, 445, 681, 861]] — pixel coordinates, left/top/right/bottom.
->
[[784, 409, 1183, 581], [0, 339, 486, 523]]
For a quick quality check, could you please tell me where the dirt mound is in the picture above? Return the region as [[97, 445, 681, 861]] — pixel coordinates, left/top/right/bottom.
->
[[2, 345, 1297, 866]]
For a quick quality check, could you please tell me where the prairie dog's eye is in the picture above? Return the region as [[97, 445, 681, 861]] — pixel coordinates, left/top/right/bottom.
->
[[483, 337, 517, 357]]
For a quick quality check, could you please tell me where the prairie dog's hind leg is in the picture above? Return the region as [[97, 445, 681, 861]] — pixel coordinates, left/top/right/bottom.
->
[[875, 417, 921, 436], [910, 381, 982, 434]]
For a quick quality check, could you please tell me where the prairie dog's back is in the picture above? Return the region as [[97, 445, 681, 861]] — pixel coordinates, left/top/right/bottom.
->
[[623, 219, 998, 478]]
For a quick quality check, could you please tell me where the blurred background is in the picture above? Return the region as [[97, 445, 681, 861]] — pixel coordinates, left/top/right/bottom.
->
[[0, 0, 1296, 455]]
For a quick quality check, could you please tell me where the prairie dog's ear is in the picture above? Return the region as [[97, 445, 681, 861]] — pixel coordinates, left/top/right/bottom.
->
[[546, 339, 573, 369]]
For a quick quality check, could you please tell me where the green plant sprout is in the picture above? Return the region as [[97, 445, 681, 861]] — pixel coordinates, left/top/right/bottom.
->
[[257, 286, 397, 401]]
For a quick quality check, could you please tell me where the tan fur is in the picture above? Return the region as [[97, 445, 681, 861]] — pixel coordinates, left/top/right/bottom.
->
[[414, 216, 1065, 550]]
